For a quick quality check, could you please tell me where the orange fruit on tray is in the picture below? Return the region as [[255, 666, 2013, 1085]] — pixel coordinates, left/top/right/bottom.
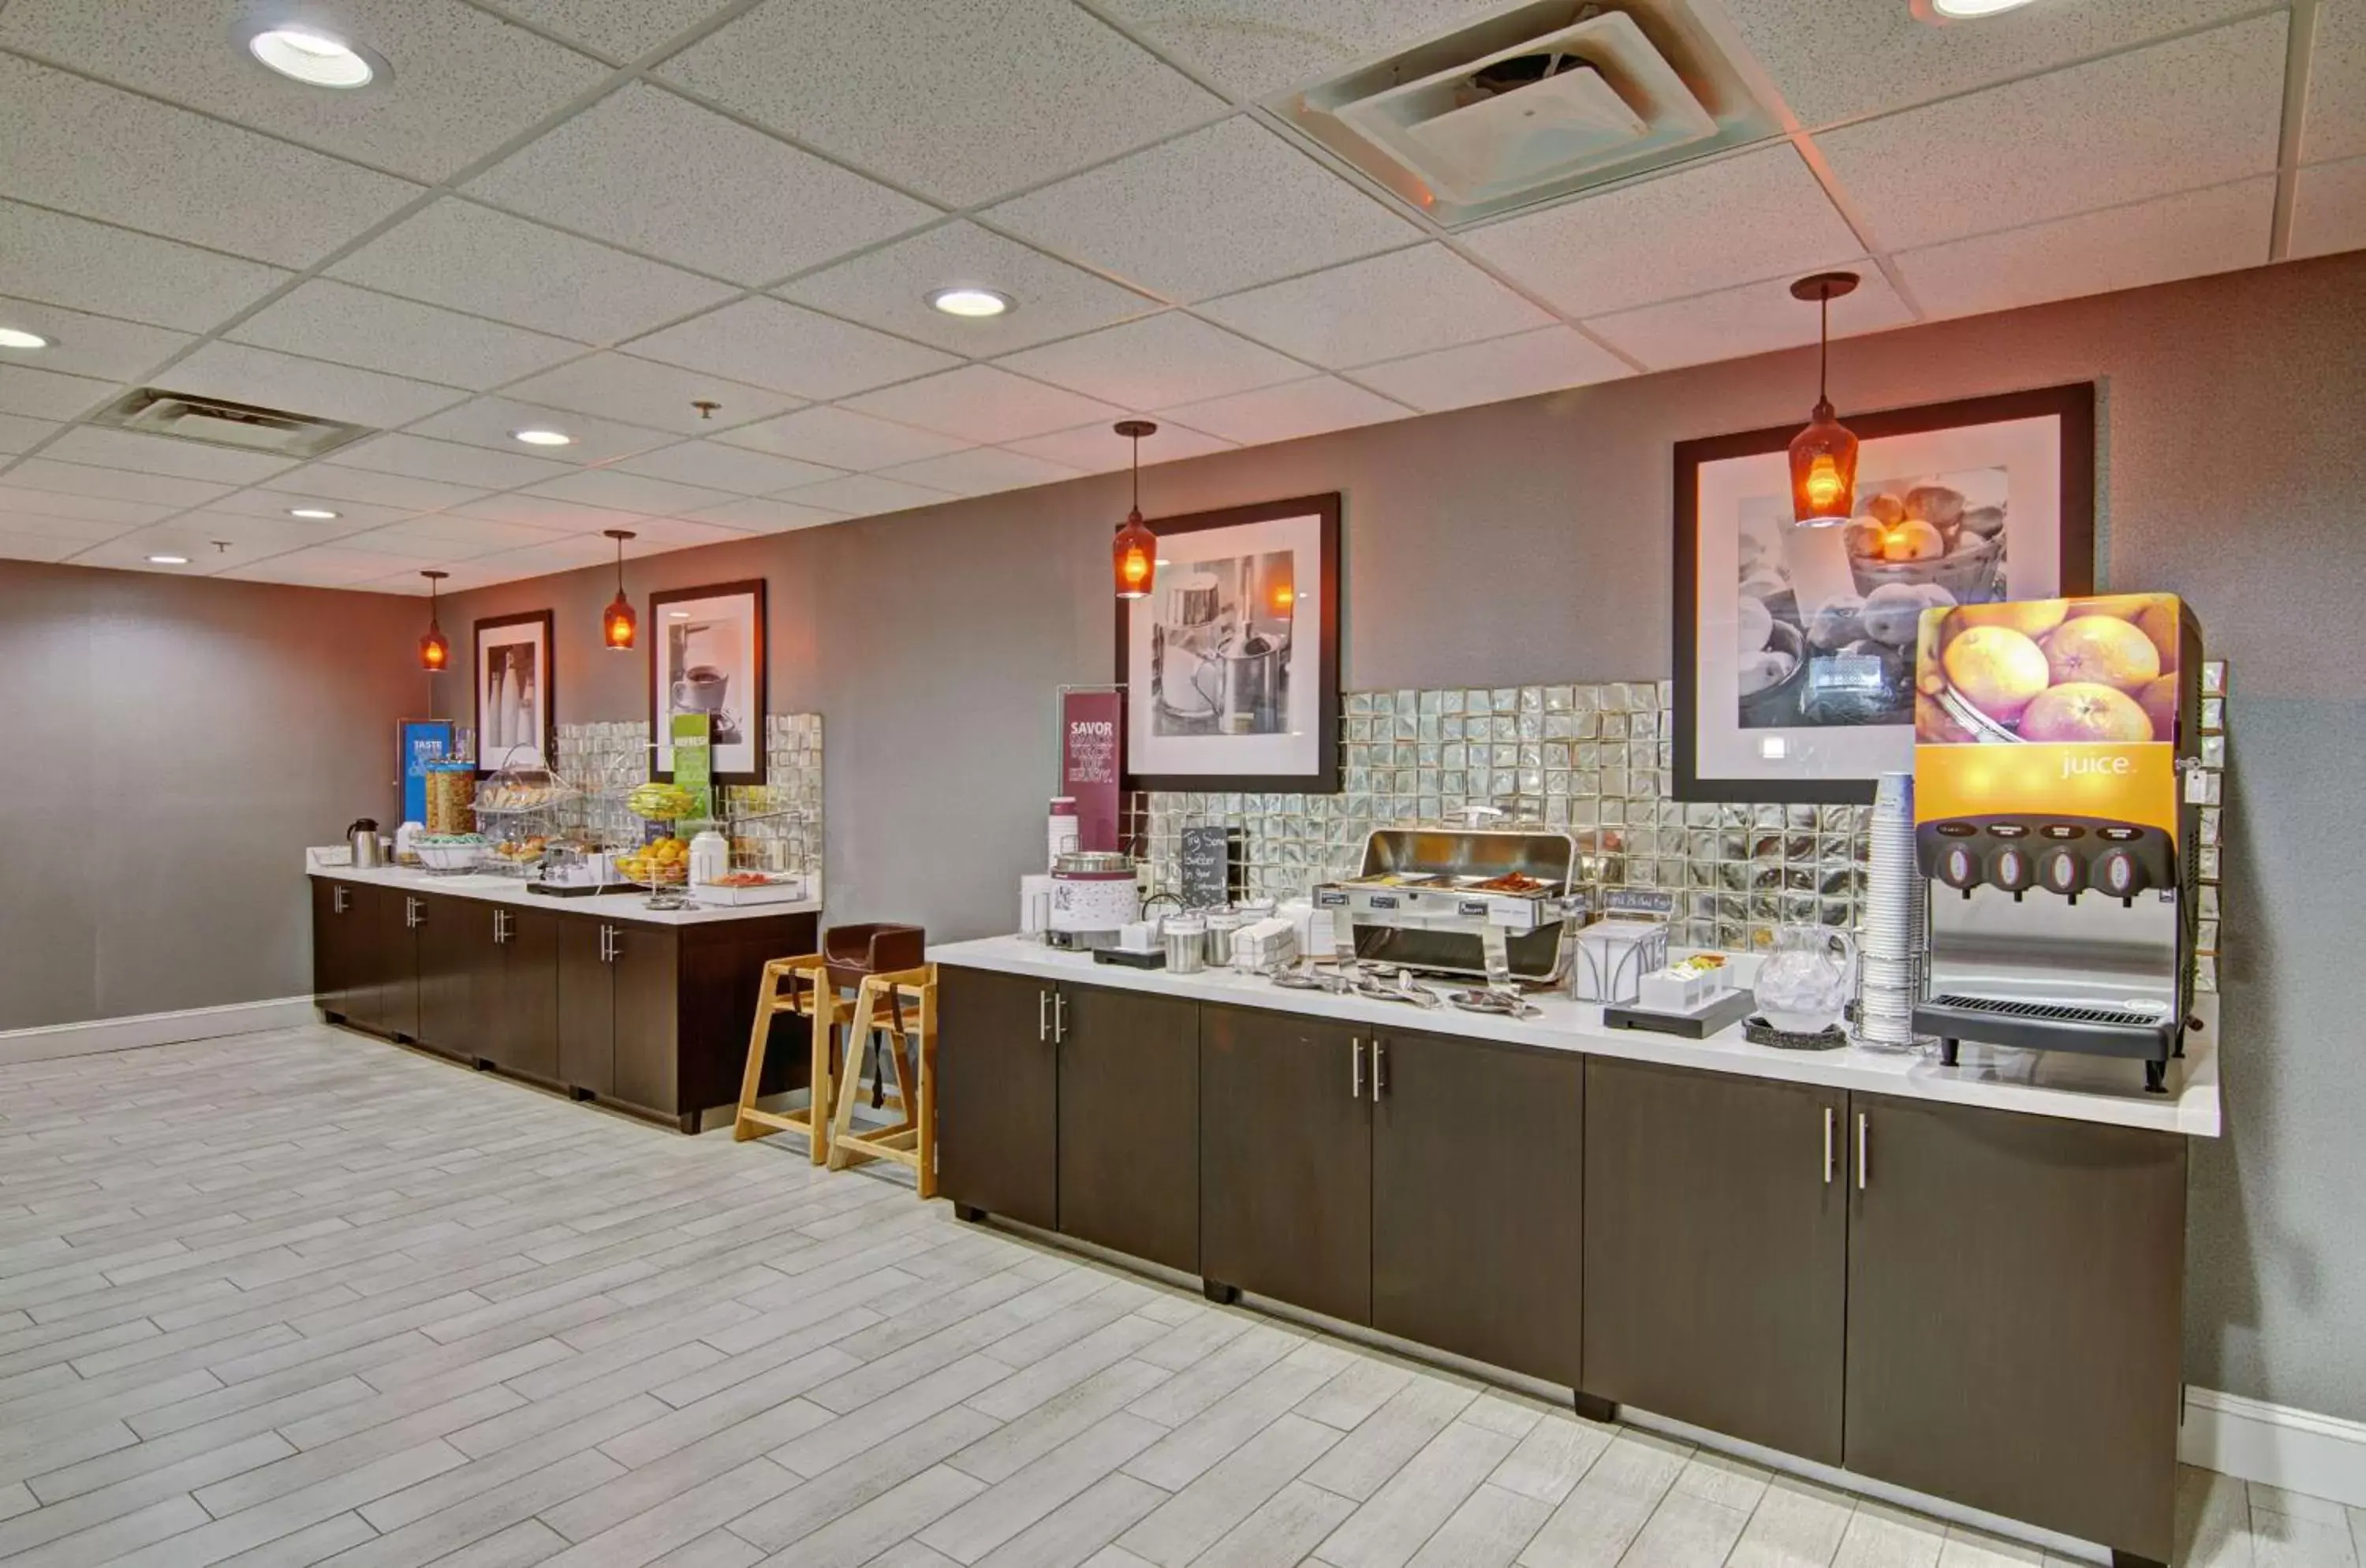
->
[[1942, 625, 2052, 724], [2019, 682, 2155, 744], [2137, 674, 2180, 741], [1950, 599, 2069, 639], [2043, 615, 2161, 693], [2066, 595, 2180, 671]]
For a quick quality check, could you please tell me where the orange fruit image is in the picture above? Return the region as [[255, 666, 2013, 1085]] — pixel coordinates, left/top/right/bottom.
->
[[1916, 693, 1977, 744], [2137, 674, 2179, 741], [1942, 625, 2052, 723], [1950, 599, 2069, 639], [2043, 614, 2161, 693], [1864, 493, 1905, 526], [1882, 519, 1945, 562], [2019, 682, 2155, 744], [2066, 595, 2180, 672]]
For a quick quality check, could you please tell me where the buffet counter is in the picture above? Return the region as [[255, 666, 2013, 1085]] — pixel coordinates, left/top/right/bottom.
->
[[304, 852, 821, 924]]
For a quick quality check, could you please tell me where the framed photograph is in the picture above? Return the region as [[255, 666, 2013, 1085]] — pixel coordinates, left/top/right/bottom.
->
[[1116, 494, 1341, 793], [472, 611, 554, 775], [1674, 383, 2095, 804], [650, 580, 766, 786]]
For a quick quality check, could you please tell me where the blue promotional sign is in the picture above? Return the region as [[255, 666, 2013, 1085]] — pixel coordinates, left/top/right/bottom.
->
[[398, 719, 455, 823]]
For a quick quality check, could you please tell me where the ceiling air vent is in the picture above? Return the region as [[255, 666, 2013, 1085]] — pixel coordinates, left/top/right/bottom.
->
[[1277, 1, 1778, 229], [90, 387, 375, 459]]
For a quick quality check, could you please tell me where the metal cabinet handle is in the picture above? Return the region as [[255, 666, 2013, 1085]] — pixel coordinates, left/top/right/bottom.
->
[[1371, 1040, 1387, 1100], [1351, 1039, 1364, 1099], [405, 897, 422, 928], [1039, 989, 1050, 1042], [1823, 1107, 1835, 1185], [494, 909, 511, 945], [601, 924, 618, 964], [1856, 1111, 1868, 1191], [1055, 991, 1067, 1043], [333, 887, 349, 914]]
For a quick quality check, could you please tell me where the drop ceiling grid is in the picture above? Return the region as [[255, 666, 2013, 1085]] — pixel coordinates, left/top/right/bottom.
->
[[0, 0, 2336, 593]]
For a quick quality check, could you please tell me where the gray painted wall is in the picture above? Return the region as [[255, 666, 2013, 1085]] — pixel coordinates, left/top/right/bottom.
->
[[0, 564, 431, 1030]]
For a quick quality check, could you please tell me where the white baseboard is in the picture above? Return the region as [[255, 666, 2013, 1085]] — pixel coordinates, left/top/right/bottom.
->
[[0, 996, 319, 1065], [2184, 1386, 2366, 1507]]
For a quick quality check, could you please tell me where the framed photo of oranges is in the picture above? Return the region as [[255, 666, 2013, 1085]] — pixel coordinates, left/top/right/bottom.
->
[[1673, 383, 2095, 804]]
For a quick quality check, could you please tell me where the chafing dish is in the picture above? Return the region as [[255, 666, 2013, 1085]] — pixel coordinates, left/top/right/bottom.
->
[[1312, 822, 1617, 983]]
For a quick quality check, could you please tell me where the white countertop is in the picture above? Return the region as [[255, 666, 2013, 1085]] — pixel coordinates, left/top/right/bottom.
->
[[307, 853, 820, 927], [928, 935, 2222, 1138]]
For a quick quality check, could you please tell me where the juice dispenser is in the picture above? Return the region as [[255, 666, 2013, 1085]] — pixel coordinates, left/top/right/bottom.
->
[[1910, 594, 2202, 1092]]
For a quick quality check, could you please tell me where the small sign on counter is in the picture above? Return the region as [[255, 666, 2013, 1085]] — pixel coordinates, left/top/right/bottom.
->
[[1179, 826, 1241, 909], [1061, 689, 1125, 853]]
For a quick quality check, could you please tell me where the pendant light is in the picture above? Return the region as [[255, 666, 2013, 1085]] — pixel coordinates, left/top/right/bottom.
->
[[418, 570, 450, 671], [601, 529, 637, 651], [1111, 420, 1159, 600], [1787, 271, 1861, 527]]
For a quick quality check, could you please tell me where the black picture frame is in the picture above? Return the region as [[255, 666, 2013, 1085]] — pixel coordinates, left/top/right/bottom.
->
[[1673, 383, 2096, 805], [648, 578, 767, 788], [470, 610, 554, 778], [1115, 492, 1342, 794]]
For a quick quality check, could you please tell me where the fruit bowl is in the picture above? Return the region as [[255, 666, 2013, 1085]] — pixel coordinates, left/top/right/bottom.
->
[[415, 834, 484, 872], [1849, 528, 2002, 602]]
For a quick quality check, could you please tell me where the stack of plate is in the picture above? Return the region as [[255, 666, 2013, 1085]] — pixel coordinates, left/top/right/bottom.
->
[[1856, 771, 1929, 1052]]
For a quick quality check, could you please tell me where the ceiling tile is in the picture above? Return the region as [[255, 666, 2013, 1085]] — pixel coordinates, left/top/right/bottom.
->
[[41, 427, 297, 485], [468, 84, 935, 286], [715, 405, 972, 471], [389, 512, 574, 550], [499, 353, 801, 435], [0, 362, 123, 422], [877, 446, 1083, 498], [0, 510, 143, 547], [402, 397, 673, 465], [328, 199, 737, 343], [842, 365, 1126, 444], [1349, 326, 1632, 413], [998, 312, 1305, 409], [681, 496, 845, 533], [207, 487, 416, 529], [2290, 155, 2366, 261], [329, 431, 577, 491], [446, 491, 647, 533], [0, 0, 609, 184], [610, 514, 748, 548], [1092, 0, 1514, 101], [659, 0, 1223, 207], [777, 472, 957, 518], [0, 200, 290, 333], [222, 547, 428, 587], [0, 415, 58, 456], [0, 297, 191, 383], [1585, 264, 1914, 372], [1898, 178, 2275, 321], [778, 221, 1160, 356], [983, 118, 1421, 302], [228, 280, 583, 391], [2, 457, 230, 509], [480, 0, 739, 62], [516, 468, 740, 517], [165, 341, 468, 429], [1464, 144, 1860, 320], [0, 532, 87, 562], [0, 483, 172, 528], [623, 299, 958, 401], [1002, 420, 1234, 473], [2308, 0, 2366, 163], [0, 52, 420, 269], [452, 534, 620, 580], [613, 439, 844, 495], [1721, 0, 2267, 129], [75, 512, 338, 573], [337, 519, 557, 562], [1816, 14, 2289, 252], [1159, 376, 1409, 445], [1196, 245, 1551, 370], [262, 462, 489, 512]]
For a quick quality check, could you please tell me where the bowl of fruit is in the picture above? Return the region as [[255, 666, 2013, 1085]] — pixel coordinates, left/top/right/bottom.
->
[[414, 833, 485, 872], [617, 836, 690, 886]]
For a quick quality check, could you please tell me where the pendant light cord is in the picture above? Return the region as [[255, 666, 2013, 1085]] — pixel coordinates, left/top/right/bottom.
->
[[1818, 293, 1830, 407], [1129, 431, 1141, 513]]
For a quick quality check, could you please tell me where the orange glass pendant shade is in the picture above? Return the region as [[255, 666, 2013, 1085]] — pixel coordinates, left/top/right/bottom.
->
[[418, 570, 450, 671], [1110, 420, 1159, 600], [601, 529, 637, 650], [1787, 272, 1861, 527]]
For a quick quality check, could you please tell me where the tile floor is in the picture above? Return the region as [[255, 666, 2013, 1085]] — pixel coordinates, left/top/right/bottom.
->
[[0, 1025, 2354, 1568]]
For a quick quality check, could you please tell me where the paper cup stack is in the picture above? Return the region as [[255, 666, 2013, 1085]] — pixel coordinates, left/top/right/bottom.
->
[[1856, 771, 1929, 1052]]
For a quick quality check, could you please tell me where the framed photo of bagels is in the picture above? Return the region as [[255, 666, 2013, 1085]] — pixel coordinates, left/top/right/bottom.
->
[[1672, 382, 2095, 804]]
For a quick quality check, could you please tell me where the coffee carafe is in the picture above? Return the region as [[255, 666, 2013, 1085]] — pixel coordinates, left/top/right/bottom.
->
[[348, 818, 386, 869]]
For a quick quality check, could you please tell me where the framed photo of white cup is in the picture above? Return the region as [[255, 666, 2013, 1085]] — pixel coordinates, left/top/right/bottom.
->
[[472, 610, 554, 776], [648, 580, 766, 786]]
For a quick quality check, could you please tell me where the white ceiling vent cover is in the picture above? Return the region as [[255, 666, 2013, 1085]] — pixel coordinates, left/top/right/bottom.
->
[[90, 387, 375, 459], [1280, 2, 1775, 228]]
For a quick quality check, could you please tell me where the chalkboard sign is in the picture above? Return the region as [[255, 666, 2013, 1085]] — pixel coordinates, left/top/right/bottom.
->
[[1601, 888, 1677, 918], [1178, 827, 1240, 909]]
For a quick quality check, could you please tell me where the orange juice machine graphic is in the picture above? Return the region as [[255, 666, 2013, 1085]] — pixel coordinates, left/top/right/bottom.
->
[[1911, 594, 2202, 1092]]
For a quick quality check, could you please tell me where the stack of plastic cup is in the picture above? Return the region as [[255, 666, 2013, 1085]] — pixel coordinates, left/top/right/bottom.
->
[[1856, 771, 1928, 1052]]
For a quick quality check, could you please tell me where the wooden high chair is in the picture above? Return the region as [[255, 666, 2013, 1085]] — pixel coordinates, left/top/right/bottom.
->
[[733, 954, 854, 1163], [825, 965, 939, 1198]]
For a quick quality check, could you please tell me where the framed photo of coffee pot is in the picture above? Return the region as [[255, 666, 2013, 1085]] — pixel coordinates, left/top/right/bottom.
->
[[648, 580, 767, 786]]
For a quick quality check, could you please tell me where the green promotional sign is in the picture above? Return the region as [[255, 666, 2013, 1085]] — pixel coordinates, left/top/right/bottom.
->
[[670, 712, 714, 822]]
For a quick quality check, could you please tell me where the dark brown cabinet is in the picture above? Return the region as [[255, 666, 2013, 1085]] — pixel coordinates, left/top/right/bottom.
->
[[364, 885, 420, 1041], [1058, 985, 1199, 1274], [485, 908, 559, 1084], [1844, 1094, 2186, 1562], [413, 893, 494, 1063], [311, 879, 371, 1025], [1200, 1006, 1372, 1326], [1583, 1058, 1849, 1463], [936, 965, 1058, 1231], [1372, 1030, 1584, 1389], [555, 915, 618, 1099]]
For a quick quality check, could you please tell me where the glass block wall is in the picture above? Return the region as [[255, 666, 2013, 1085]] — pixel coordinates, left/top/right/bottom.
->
[[551, 714, 823, 884]]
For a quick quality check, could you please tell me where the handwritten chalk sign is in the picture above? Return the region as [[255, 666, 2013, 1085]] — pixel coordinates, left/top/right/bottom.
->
[[1179, 827, 1239, 909], [1601, 888, 1677, 918]]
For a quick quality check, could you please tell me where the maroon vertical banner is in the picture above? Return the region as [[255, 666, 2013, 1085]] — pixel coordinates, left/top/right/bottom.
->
[[1061, 690, 1125, 853]]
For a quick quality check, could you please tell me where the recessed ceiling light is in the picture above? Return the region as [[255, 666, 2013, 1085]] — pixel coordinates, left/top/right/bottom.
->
[[511, 428, 573, 446], [244, 26, 379, 88], [147, 553, 191, 566], [0, 327, 50, 350], [927, 287, 1013, 319], [288, 506, 340, 520], [1916, 0, 2038, 19]]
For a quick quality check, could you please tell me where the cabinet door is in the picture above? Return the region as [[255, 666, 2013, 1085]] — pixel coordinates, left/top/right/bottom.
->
[[1845, 1095, 2186, 1562], [1200, 1006, 1371, 1324], [1373, 1032, 1584, 1389], [936, 966, 1058, 1230], [494, 907, 561, 1083], [555, 918, 614, 1097], [373, 887, 420, 1041], [311, 880, 366, 1021], [413, 894, 492, 1061], [1584, 1058, 1848, 1463], [1058, 983, 1199, 1274], [609, 924, 681, 1116]]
